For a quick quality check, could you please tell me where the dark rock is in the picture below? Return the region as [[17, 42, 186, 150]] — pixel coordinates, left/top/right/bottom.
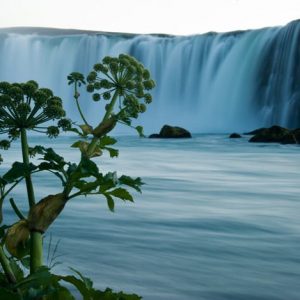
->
[[149, 125, 192, 138], [149, 134, 161, 138], [249, 125, 298, 144], [244, 128, 267, 135], [229, 133, 242, 138]]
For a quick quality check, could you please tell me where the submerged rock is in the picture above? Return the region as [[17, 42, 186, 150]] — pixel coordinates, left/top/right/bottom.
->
[[149, 125, 192, 138], [229, 133, 242, 138], [249, 125, 299, 144]]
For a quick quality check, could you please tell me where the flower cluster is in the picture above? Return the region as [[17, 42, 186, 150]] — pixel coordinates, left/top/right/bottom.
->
[[85, 54, 155, 119], [0, 81, 71, 143]]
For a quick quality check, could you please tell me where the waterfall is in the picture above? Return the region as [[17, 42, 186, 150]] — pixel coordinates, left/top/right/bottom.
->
[[0, 21, 299, 134]]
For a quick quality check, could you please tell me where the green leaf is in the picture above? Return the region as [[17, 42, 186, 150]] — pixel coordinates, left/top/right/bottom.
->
[[3, 162, 37, 183], [105, 147, 119, 158], [104, 194, 115, 212], [109, 188, 133, 202], [79, 156, 99, 177], [119, 175, 143, 193], [58, 275, 90, 300], [135, 126, 145, 137], [99, 136, 117, 147]]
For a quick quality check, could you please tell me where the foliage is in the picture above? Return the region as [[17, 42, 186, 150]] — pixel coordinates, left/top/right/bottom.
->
[[0, 54, 155, 298]]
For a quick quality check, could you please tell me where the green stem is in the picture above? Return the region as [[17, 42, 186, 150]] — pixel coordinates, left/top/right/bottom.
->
[[0, 245, 16, 284], [20, 129, 35, 208], [86, 91, 119, 157], [75, 83, 89, 126], [30, 233, 43, 274], [20, 129, 43, 274], [9, 198, 26, 220]]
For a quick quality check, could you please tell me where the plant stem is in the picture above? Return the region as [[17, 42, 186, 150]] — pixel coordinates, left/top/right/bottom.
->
[[20, 129, 43, 274], [75, 83, 89, 126], [0, 245, 16, 284], [20, 129, 35, 208], [86, 91, 119, 157], [30, 233, 43, 274], [9, 198, 26, 220]]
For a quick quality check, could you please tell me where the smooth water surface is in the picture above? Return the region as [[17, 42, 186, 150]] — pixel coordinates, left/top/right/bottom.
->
[[2, 135, 300, 299]]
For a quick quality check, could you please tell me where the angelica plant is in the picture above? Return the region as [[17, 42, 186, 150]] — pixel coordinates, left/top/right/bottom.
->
[[0, 54, 154, 299]]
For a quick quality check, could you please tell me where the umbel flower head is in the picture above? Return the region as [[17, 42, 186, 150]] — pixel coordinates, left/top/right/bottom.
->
[[0, 80, 71, 141], [84, 54, 155, 119]]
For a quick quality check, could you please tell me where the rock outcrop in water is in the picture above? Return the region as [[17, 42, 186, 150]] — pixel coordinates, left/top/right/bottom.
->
[[248, 125, 300, 144], [149, 125, 192, 138], [229, 133, 242, 138]]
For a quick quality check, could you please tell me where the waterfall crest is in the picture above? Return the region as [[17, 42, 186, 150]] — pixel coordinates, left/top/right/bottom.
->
[[0, 21, 299, 133]]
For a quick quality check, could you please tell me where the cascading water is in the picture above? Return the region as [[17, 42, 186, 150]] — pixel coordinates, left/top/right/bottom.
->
[[0, 21, 299, 134]]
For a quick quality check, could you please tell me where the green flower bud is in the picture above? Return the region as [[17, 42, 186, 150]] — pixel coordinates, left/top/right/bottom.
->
[[102, 56, 112, 64], [144, 93, 152, 104], [86, 84, 95, 93], [139, 103, 147, 113], [125, 80, 135, 90], [47, 97, 63, 107], [8, 86, 24, 102], [94, 81, 101, 90], [100, 79, 110, 89], [0, 81, 11, 93], [87, 71, 97, 83], [22, 80, 38, 97], [143, 80, 155, 90], [94, 63, 108, 73], [109, 62, 119, 73], [47, 126, 59, 138], [93, 93, 101, 101], [0, 140, 10, 150], [143, 69, 150, 80], [67, 72, 86, 85], [0, 94, 12, 106], [57, 118, 72, 131], [33, 90, 48, 107], [103, 92, 111, 100], [38, 88, 53, 98]]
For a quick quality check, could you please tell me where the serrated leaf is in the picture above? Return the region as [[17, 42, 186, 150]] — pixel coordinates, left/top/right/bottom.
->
[[104, 194, 115, 212], [99, 136, 117, 147], [110, 188, 133, 202], [119, 175, 143, 193], [105, 147, 119, 158], [3, 162, 37, 183]]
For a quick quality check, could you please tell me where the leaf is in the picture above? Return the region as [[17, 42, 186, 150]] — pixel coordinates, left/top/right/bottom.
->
[[104, 194, 115, 212], [58, 275, 90, 300], [135, 125, 145, 138], [79, 156, 99, 177], [3, 162, 37, 183], [119, 175, 143, 193], [79, 124, 93, 136], [105, 147, 119, 158], [69, 267, 93, 290], [99, 136, 117, 147], [109, 188, 133, 202], [28, 145, 46, 157]]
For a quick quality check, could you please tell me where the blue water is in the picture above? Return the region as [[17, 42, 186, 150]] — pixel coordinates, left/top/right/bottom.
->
[[2, 135, 300, 299]]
